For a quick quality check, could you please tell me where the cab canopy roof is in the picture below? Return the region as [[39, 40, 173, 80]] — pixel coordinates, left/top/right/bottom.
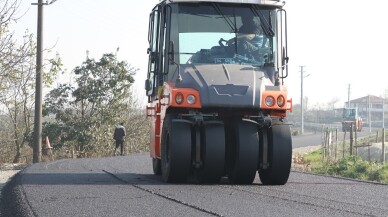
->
[[163, 0, 285, 7]]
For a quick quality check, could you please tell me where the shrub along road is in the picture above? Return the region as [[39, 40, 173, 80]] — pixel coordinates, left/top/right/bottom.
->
[[1, 152, 388, 217]]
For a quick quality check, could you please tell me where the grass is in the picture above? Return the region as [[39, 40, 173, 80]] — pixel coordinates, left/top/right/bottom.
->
[[297, 128, 388, 184], [301, 150, 322, 167], [302, 150, 388, 184]]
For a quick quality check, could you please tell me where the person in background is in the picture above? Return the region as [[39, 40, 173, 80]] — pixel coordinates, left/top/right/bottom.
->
[[113, 122, 126, 156]]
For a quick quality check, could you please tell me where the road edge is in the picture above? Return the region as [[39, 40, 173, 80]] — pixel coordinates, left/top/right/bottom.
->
[[0, 168, 35, 217]]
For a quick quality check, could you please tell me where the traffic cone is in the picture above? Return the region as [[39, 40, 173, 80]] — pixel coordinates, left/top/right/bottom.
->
[[45, 136, 52, 149], [43, 136, 54, 160]]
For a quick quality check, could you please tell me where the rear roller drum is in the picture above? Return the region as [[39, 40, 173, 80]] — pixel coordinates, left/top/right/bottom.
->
[[161, 115, 192, 183], [195, 122, 225, 184], [259, 121, 292, 185], [227, 119, 259, 184]]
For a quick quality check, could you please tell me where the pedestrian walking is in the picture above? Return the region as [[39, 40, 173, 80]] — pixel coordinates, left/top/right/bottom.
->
[[113, 122, 126, 156]]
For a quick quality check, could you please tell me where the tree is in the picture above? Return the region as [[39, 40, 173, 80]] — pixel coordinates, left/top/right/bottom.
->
[[0, 33, 35, 162], [327, 97, 340, 110], [0, 0, 27, 163], [0, 0, 62, 163], [1, 0, 22, 88], [44, 53, 139, 156]]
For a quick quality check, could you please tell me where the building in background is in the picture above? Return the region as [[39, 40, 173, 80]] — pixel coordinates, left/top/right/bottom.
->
[[347, 95, 388, 128]]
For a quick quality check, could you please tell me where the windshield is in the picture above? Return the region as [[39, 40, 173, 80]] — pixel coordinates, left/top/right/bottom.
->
[[343, 109, 357, 119], [170, 3, 277, 66]]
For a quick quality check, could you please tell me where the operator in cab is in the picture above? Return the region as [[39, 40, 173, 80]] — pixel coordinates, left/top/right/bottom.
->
[[227, 12, 264, 59]]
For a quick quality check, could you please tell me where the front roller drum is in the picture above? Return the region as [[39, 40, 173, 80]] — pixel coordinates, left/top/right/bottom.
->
[[195, 122, 225, 184], [161, 115, 192, 183], [259, 121, 292, 185], [227, 119, 259, 184]]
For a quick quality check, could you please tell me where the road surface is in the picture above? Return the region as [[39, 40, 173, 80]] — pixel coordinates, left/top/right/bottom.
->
[[1, 152, 387, 217]]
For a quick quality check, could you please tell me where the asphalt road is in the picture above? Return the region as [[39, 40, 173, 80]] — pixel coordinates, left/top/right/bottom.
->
[[1, 152, 388, 217]]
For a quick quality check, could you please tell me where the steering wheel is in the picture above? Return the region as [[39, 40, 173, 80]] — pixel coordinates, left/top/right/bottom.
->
[[219, 38, 237, 57], [218, 38, 229, 48]]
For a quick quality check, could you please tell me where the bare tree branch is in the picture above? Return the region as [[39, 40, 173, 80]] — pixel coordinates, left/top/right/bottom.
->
[[0, 0, 24, 26]]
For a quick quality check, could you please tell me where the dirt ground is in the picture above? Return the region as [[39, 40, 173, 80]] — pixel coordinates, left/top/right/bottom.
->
[[292, 145, 321, 172]]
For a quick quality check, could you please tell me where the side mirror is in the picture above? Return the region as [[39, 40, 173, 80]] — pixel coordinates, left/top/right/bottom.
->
[[279, 46, 289, 79], [150, 51, 156, 63], [281, 47, 289, 68], [145, 79, 152, 93]]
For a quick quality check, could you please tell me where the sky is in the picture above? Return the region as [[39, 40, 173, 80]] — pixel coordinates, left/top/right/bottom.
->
[[10, 0, 388, 109]]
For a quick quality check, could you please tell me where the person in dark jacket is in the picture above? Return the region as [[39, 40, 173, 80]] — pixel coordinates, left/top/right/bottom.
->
[[227, 12, 263, 58], [113, 122, 126, 156]]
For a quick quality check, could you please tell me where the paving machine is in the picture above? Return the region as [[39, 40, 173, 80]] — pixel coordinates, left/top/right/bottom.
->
[[146, 0, 292, 185]]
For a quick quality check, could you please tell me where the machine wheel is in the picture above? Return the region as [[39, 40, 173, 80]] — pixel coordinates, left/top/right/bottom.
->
[[259, 121, 292, 185], [195, 123, 225, 184], [161, 115, 192, 183], [227, 119, 259, 184], [152, 158, 161, 175]]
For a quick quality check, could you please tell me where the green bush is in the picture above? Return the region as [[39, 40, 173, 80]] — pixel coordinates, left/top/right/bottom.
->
[[302, 150, 322, 167], [371, 164, 388, 184], [305, 153, 388, 184]]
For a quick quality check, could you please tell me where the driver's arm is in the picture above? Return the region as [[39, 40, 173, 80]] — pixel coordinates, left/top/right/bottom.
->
[[227, 33, 256, 45]]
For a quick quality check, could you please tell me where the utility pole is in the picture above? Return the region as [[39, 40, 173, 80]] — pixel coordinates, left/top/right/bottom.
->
[[347, 84, 351, 108], [32, 0, 44, 163], [32, 0, 57, 163], [383, 97, 385, 129], [300, 66, 309, 134], [368, 95, 372, 133]]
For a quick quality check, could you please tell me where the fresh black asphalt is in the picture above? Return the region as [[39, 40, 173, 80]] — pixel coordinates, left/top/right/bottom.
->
[[1, 150, 388, 217]]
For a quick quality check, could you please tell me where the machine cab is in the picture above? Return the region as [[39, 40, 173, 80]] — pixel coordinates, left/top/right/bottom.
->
[[145, 0, 288, 105]]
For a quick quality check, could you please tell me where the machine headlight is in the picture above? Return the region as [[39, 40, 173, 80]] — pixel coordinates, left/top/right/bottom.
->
[[265, 96, 275, 107], [175, 93, 183, 104], [187, 95, 196, 105], [277, 95, 285, 107]]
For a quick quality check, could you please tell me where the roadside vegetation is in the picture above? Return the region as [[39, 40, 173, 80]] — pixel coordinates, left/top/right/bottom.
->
[[0, 0, 149, 164], [300, 150, 388, 184], [293, 120, 388, 184]]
